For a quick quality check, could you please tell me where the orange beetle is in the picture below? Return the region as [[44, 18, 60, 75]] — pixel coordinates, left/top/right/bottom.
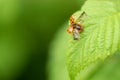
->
[[67, 11, 87, 40]]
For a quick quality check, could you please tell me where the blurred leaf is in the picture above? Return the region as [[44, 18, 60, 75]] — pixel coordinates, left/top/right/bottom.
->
[[47, 24, 69, 80], [67, 0, 120, 80]]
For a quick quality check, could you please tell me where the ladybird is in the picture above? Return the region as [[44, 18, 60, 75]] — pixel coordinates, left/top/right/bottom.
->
[[67, 11, 87, 40]]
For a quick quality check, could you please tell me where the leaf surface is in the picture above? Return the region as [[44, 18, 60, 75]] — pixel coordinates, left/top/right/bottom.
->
[[67, 0, 120, 79]]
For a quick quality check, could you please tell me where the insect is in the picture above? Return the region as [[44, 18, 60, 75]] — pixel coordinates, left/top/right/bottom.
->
[[67, 11, 87, 40]]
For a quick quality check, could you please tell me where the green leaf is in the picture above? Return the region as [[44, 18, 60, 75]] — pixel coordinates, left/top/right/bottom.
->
[[47, 0, 86, 80], [47, 24, 70, 80], [67, 0, 120, 80], [76, 51, 120, 80]]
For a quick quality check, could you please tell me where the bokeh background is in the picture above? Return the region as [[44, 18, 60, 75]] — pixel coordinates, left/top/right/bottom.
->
[[0, 0, 85, 80]]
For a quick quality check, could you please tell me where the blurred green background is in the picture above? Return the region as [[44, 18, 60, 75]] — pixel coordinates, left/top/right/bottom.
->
[[0, 0, 85, 80], [1, 0, 120, 80]]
